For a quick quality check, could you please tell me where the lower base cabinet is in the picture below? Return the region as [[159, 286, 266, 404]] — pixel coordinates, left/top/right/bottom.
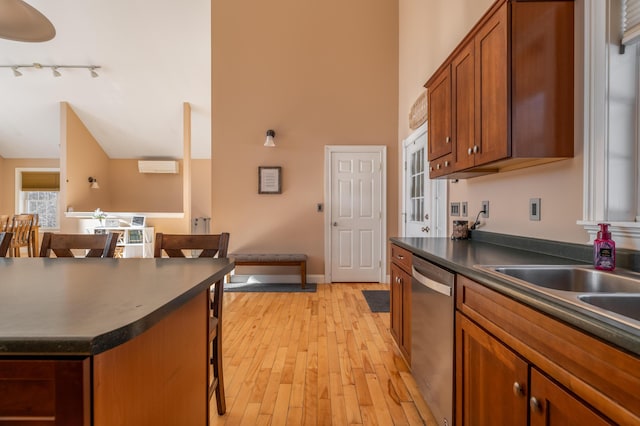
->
[[455, 275, 639, 425], [456, 314, 612, 425], [0, 359, 89, 425], [390, 244, 412, 364], [390, 262, 411, 363]]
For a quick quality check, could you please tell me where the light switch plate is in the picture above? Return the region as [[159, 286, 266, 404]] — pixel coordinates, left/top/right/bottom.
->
[[530, 198, 541, 221], [481, 201, 489, 218]]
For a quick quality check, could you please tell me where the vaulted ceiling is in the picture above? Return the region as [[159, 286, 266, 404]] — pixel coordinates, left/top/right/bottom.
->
[[0, 0, 211, 159]]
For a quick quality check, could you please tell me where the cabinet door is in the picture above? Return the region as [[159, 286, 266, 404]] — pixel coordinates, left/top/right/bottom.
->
[[452, 41, 475, 172], [474, 2, 508, 165], [529, 368, 613, 426], [400, 266, 411, 362], [390, 262, 404, 347], [456, 313, 528, 426], [427, 65, 452, 161]]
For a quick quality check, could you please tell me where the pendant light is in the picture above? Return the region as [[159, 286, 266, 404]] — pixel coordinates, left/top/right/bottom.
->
[[0, 0, 55, 42]]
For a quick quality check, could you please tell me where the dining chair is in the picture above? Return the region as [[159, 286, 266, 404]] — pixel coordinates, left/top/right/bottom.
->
[[153, 232, 230, 416], [39, 232, 119, 258], [0, 232, 12, 257], [9, 214, 34, 257]]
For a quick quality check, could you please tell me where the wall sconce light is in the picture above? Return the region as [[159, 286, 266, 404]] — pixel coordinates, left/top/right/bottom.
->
[[88, 177, 100, 189], [264, 129, 276, 147]]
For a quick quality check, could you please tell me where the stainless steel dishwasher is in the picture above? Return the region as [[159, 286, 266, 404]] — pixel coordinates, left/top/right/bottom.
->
[[411, 255, 455, 426]]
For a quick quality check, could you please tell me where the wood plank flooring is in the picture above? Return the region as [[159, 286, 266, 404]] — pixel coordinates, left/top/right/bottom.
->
[[211, 283, 437, 425]]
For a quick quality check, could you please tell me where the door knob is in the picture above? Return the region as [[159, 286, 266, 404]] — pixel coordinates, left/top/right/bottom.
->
[[421, 226, 430, 233], [333, 222, 338, 227]]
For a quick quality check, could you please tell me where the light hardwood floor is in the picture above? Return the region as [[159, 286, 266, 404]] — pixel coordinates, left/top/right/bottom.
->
[[211, 283, 437, 425]]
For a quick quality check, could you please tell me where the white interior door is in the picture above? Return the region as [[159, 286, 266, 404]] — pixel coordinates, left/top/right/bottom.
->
[[325, 146, 385, 283], [402, 124, 447, 238]]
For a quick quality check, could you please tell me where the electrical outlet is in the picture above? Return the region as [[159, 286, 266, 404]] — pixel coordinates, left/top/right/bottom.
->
[[529, 198, 541, 221], [450, 202, 460, 217], [481, 200, 489, 218], [317, 203, 323, 212]]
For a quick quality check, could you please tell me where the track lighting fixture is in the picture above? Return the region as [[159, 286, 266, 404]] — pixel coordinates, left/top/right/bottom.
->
[[0, 63, 102, 78]]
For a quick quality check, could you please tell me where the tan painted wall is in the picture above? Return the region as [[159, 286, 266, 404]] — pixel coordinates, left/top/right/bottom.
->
[[63, 102, 111, 213], [0, 158, 59, 216], [108, 160, 183, 212], [0, 156, 4, 213], [399, 0, 587, 244], [212, 0, 399, 274]]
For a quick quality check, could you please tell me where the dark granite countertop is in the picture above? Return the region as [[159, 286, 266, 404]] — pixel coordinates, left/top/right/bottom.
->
[[390, 234, 640, 357], [0, 258, 234, 356]]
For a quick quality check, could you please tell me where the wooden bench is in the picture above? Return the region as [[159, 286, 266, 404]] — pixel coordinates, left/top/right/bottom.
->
[[229, 253, 307, 288]]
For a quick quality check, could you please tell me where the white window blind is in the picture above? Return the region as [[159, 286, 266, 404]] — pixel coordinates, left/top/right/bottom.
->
[[623, 0, 640, 45]]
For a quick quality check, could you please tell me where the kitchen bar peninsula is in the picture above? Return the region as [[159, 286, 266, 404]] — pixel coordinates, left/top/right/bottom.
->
[[0, 257, 234, 426]]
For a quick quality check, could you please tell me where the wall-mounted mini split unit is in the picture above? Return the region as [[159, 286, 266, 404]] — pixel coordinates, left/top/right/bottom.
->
[[137, 160, 179, 174]]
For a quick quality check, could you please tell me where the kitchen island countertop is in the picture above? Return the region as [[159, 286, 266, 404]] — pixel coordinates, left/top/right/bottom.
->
[[0, 257, 234, 355]]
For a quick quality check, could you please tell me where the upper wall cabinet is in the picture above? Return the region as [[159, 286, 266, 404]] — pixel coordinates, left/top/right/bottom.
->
[[426, 0, 574, 180]]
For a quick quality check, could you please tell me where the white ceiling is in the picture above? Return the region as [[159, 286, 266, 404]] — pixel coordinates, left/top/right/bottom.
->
[[0, 0, 211, 159]]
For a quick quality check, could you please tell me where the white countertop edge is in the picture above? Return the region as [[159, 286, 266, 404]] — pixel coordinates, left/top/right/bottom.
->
[[65, 212, 185, 219]]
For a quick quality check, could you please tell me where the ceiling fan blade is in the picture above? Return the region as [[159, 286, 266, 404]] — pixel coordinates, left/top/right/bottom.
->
[[0, 0, 55, 42]]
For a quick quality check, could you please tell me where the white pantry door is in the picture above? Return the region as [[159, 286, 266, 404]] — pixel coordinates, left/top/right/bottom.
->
[[325, 146, 385, 283]]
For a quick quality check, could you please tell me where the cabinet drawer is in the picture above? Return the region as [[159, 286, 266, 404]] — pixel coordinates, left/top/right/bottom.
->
[[390, 244, 412, 273]]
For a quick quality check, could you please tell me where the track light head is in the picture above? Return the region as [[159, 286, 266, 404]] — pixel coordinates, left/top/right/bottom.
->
[[52, 67, 61, 77], [12, 66, 22, 77], [89, 67, 98, 78]]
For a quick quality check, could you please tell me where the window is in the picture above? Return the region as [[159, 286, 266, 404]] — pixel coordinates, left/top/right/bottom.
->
[[580, 0, 640, 249], [410, 146, 425, 222], [622, 0, 640, 46], [16, 169, 60, 229]]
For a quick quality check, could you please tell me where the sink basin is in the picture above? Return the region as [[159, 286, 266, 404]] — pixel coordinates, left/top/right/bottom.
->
[[578, 295, 640, 322], [487, 266, 640, 293]]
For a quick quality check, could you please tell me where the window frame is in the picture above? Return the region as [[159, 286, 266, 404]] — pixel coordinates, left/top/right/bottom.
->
[[15, 167, 61, 231], [579, 0, 640, 250]]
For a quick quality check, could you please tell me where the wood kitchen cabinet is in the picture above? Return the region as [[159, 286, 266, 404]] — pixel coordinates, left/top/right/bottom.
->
[[425, 0, 574, 179], [427, 65, 452, 177], [390, 244, 412, 363], [0, 359, 89, 425], [457, 314, 612, 425], [456, 275, 639, 425]]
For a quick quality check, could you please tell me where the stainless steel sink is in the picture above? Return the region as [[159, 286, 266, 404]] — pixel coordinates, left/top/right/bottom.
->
[[489, 265, 640, 293], [475, 265, 640, 330], [578, 295, 640, 322]]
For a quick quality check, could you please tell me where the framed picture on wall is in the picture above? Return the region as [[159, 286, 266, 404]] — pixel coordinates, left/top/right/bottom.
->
[[258, 166, 282, 194]]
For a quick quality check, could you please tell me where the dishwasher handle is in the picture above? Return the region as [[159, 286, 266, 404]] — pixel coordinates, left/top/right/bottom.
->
[[412, 266, 452, 297]]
